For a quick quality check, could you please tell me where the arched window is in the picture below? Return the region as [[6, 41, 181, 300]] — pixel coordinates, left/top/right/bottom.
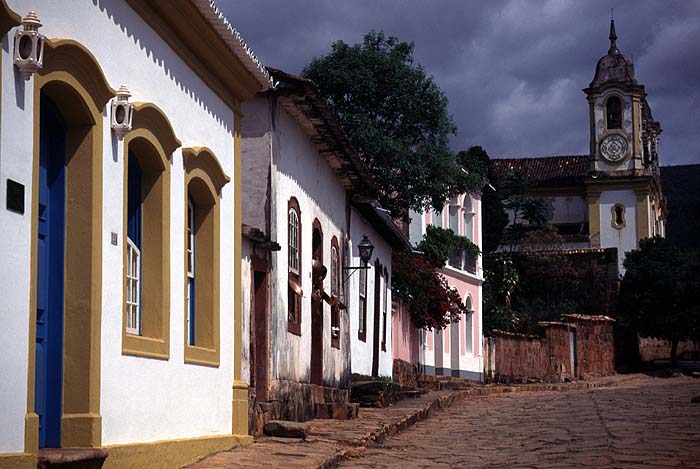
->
[[358, 258, 368, 342], [288, 197, 302, 335], [330, 237, 341, 349], [182, 147, 229, 367], [122, 112, 175, 360], [126, 154, 143, 336], [186, 197, 196, 345], [463, 196, 474, 242], [606, 96, 622, 130], [464, 295, 474, 355]]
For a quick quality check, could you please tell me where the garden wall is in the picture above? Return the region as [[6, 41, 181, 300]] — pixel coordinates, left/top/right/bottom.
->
[[485, 315, 615, 383]]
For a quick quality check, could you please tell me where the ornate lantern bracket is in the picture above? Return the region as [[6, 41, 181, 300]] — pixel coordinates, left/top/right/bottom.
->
[[13, 11, 44, 81], [111, 85, 134, 141], [342, 234, 374, 286]]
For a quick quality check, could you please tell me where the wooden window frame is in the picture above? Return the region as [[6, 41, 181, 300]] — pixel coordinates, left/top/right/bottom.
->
[[330, 236, 340, 349], [287, 197, 302, 336], [358, 258, 368, 342]]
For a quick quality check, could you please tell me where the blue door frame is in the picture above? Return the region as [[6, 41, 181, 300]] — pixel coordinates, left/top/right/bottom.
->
[[35, 93, 66, 448]]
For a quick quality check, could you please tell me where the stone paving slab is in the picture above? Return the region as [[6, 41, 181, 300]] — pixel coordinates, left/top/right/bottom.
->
[[339, 374, 700, 468], [184, 376, 626, 469]]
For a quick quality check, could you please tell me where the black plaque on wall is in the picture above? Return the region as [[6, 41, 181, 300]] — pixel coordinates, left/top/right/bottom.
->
[[6, 179, 25, 214]]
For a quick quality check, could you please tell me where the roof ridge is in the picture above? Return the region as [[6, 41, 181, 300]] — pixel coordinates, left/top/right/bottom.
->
[[191, 0, 274, 89]]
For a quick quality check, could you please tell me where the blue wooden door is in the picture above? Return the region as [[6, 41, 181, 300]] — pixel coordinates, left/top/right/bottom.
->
[[35, 94, 66, 448]]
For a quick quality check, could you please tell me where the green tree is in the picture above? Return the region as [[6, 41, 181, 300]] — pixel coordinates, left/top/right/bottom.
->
[[415, 225, 480, 269], [303, 31, 478, 218], [499, 171, 548, 249], [619, 237, 700, 366], [457, 146, 508, 254]]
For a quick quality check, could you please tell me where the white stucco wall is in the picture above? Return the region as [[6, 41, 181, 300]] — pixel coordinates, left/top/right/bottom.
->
[[241, 238, 252, 386], [1, 0, 241, 449], [268, 100, 349, 386], [349, 208, 393, 378], [599, 189, 638, 272], [0, 31, 33, 453]]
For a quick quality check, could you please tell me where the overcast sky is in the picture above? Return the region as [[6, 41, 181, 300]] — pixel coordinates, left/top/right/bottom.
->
[[223, 1, 700, 166]]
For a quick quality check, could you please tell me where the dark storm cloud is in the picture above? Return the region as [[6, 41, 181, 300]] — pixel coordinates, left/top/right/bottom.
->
[[224, 0, 700, 165]]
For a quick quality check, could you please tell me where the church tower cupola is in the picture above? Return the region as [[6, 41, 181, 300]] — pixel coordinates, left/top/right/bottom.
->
[[583, 17, 660, 175]]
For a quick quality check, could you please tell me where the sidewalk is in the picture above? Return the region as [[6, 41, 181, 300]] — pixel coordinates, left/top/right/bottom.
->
[[184, 376, 631, 469]]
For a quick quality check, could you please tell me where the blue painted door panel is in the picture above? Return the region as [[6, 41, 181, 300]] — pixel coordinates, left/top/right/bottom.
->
[[35, 94, 66, 448]]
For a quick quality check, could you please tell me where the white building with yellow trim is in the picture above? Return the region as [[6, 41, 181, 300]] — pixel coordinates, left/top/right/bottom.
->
[[0, 1, 271, 467]]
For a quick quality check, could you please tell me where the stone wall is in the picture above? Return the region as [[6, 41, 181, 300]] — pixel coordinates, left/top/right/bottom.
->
[[563, 315, 616, 376], [248, 379, 350, 436], [392, 358, 418, 387], [487, 326, 573, 383], [485, 315, 615, 383], [638, 337, 700, 362]]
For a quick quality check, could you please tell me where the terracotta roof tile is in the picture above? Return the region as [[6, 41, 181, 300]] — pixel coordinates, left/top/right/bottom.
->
[[489, 155, 589, 187]]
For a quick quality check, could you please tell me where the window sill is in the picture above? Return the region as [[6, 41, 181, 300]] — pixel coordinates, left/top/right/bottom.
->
[[184, 344, 220, 367], [122, 333, 169, 360], [442, 264, 484, 283]]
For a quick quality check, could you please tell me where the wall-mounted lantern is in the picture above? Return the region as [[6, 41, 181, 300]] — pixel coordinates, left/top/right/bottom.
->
[[342, 234, 374, 286], [13, 11, 44, 81], [111, 85, 133, 140]]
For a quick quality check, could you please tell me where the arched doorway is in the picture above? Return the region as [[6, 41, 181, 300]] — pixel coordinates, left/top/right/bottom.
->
[[34, 93, 67, 448], [310, 220, 324, 385], [28, 39, 113, 451]]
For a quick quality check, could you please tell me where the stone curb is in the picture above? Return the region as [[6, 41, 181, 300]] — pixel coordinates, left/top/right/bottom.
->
[[316, 380, 617, 468]]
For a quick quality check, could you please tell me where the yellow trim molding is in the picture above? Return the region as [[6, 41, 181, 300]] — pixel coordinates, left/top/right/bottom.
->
[[231, 110, 247, 435], [635, 190, 651, 243], [132, 102, 182, 156], [0, 453, 36, 469], [103, 434, 253, 469], [182, 147, 231, 194], [586, 191, 601, 248], [26, 38, 109, 453], [122, 126, 174, 360]]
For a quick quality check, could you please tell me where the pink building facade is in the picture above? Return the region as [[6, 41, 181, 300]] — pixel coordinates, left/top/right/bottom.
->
[[408, 194, 484, 381]]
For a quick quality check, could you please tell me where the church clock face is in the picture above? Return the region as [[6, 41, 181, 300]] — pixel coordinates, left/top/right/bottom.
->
[[599, 133, 628, 162]]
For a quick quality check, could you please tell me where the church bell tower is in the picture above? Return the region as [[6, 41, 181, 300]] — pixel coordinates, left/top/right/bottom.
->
[[583, 17, 664, 271]]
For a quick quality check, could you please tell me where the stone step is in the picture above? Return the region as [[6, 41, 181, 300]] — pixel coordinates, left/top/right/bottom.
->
[[37, 448, 108, 469], [350, 380, 402, 407], [314, 402, 359, 420]]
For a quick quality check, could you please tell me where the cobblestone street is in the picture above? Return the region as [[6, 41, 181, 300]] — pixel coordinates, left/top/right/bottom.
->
[[340, 376, 700, 468]]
